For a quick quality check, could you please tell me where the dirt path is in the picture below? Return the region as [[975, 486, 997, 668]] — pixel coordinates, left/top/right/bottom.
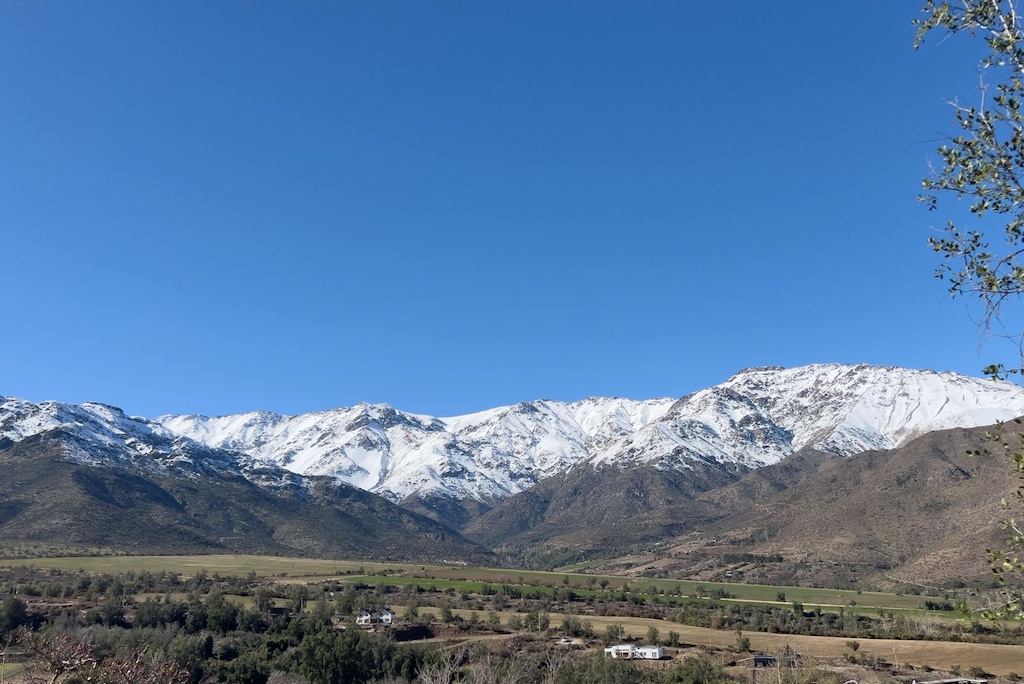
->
[[418, 633, 521, 646]]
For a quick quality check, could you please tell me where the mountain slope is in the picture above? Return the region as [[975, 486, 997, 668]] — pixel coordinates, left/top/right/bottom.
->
[[470, 421, 1024, 582], [0, 429, 490, 562], [0, 400, 491, 563], [700, 422, 1024, 586], [463, 459, 747, 566]]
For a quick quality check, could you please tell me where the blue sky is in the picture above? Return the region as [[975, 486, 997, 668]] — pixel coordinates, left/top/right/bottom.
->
[[0, 2, 1011, 417]]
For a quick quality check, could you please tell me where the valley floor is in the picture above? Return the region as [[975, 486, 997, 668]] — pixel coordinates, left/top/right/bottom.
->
[[5, 553, 1023, 684], [5, 553, 1021, 675], [0, 554, 939, 611], [407, 606, 1024, 676]]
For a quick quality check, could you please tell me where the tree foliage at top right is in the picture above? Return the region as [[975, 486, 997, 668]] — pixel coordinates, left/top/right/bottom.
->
[[916, 0, 1024, 621], [916, 1, 1024, 378]]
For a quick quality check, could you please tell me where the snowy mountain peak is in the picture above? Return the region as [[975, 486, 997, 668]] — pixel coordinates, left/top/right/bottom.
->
[[587, 364, 1024, 473], [0, 395, 302, 489], [4, 364, 1023, 507], [151, 364, 1024, 502]]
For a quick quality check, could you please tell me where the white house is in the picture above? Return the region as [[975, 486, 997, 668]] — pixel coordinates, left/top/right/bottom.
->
[[355, 609, 397, 629], [636, 646, 664, 660], [604, 645, 634, 659], [603, 645, 663, 660]]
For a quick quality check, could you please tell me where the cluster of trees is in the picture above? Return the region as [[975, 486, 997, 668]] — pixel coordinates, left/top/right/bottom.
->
[[662, 600, 1021, 644], [719, 554, 784, 565], [0, 568, 253, 603], [4, 592, 749, 684], [6, 589, 430, 683]]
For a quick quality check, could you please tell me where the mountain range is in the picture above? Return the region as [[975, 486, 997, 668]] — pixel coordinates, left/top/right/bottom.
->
[[3, 363, 1024, 577], [154, 363, 1024, 526]]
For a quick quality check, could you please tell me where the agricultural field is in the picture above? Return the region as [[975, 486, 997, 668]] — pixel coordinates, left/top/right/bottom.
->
[[0, 557, 937, 610], [328, 574, 961, 623], [0, 554, 944, 612]]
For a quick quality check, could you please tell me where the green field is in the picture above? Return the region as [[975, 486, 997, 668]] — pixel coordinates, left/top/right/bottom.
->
[[334, 575, 961, 621], [126, 573, 962, 623], [0, 554, 952, 614]]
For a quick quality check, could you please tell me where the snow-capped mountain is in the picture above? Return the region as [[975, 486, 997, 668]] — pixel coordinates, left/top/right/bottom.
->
[[153, 364, 1024, 503], [587, 364, 1024, 470], [5, 364, 1024, 508], [0, 398, 492, 563], [0, 395, 300, 488], [155, 397, 676, 503]]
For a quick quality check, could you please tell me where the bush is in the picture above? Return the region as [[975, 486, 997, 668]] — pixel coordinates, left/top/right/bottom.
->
[[554, 654, 655, 684], [207, 594, 240, 634], [667, 656, 724, 684], [0, 597, 27, 636]]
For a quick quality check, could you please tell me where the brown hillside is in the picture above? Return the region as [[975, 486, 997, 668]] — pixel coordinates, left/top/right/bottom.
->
[[0, 429, 491, 564], [705, 423, 1024, 586]]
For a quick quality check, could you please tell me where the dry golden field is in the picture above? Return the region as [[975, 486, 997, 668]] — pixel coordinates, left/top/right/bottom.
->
[[406, 606, 1024, 676]]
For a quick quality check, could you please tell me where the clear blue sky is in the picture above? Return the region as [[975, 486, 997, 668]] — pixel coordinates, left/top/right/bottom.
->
[[0, 2, 1009, 418]]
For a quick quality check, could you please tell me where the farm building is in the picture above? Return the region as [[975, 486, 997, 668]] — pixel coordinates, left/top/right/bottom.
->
[[738, 653, 801, 669], [603, 645, 663, 660]]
